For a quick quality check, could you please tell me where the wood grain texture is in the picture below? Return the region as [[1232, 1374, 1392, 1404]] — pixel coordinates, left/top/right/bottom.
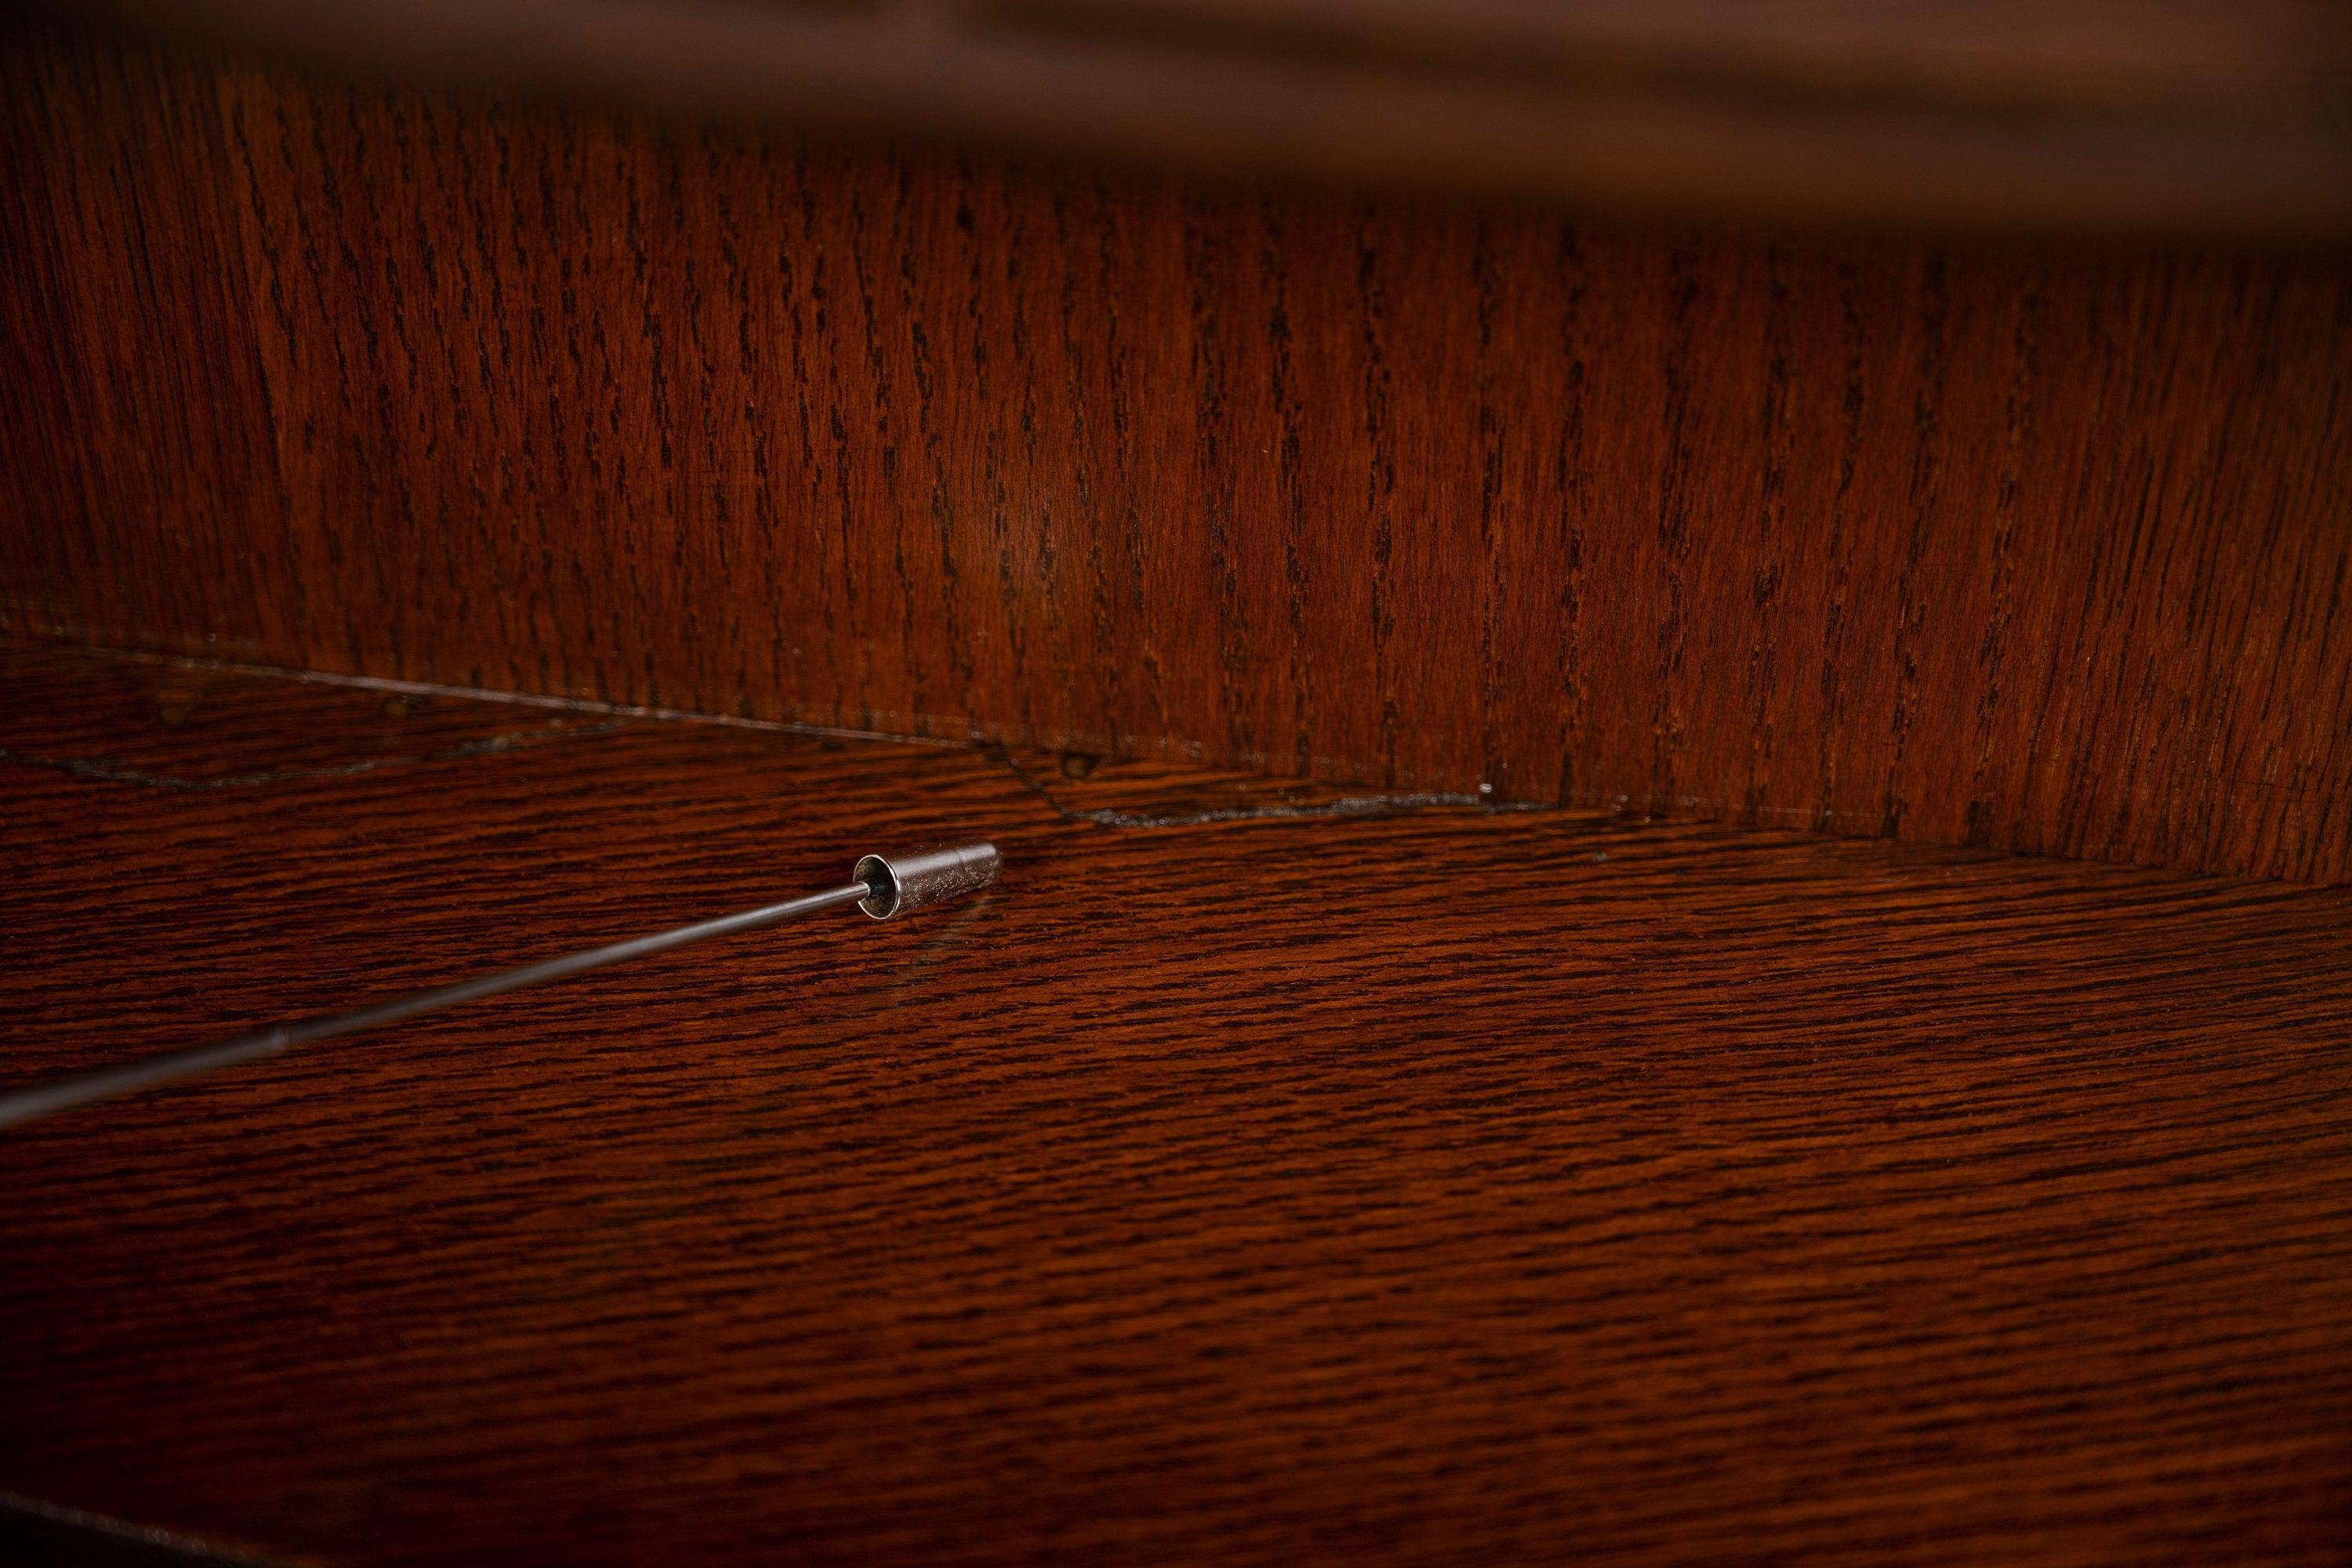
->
[[4, 16, 2352, 884], [65, 0, 2352, 236], [5, 638, 2352, 1565]]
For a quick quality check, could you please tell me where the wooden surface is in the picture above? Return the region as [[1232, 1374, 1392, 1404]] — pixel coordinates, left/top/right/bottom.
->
[[5, 637, 2352, 1565], [6, 19, 2352, 886], [70, 0, 2352, 234]]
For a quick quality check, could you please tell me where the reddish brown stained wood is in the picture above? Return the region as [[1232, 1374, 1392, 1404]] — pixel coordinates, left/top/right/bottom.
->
[[4, 640, 2352, 1565], [62, 0, 2352, 234], [3, 18, 2352, 885]]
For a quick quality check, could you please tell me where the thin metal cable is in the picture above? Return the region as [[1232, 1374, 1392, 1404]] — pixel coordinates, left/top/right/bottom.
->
[[0, 881, 874, 1131]]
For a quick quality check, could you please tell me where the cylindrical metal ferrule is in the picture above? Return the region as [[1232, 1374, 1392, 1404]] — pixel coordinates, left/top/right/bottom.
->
[[855, 842, 1002, 920]]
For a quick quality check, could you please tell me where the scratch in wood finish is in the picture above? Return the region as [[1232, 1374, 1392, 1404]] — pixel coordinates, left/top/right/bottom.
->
[[1552, 222, 1593, 809], [1882, 249, 1949, 840], [898, 186, 978, 720], [0, 720, 627, 790], [993, 744, 1552, 829], [724, 140, 833, 720], [1650, 245, 1699, 812], [805, 163, 884, 731], [1744, 250, 1792, 823], [856, 174, 941, 726], [1184, 192, 1254, 763], [676, 169, 753, 717], [1472, 216, 1505, 797], [1813, 261, 1869, 834], [958, 162, 1039, 735], [1968, 264, 2040, 847], [1356, 205, 1399, 787], [1048, 184, 1125, 749], [1000, 176, 1068, 741], [1087, 178, 1171, 746], [1259, 199, 1315, 780]]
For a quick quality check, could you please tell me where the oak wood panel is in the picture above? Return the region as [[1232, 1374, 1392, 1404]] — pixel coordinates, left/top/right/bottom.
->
[[4, 16, 2352, 884], [5, 639, 2352, 1565], [71, 0, 2352, 235]]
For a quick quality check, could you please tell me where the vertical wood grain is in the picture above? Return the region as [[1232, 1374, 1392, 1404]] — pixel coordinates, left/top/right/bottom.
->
[[4, 16, 2350, 881]]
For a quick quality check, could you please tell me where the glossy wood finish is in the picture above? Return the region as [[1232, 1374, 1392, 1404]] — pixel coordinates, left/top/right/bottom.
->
[[74, 0, 2352, 234], [5, 639, 2352, 1565], [5, 21, 2352, 886]]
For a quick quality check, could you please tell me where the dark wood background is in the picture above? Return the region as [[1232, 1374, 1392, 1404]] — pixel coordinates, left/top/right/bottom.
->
[[68, 0, 2352, 235], [9, 9, 2352, 1562], [5, 15, 2351, 886], [6, 637, 2352, 1565]]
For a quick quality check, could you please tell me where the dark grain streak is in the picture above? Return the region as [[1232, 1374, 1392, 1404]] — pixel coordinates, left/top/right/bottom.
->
[[0, 720, 625, 790]]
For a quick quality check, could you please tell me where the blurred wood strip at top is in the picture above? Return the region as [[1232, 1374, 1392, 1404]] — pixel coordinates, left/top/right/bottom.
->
[[70, 0, 2352, 236], [986, 0, 2339, 110]]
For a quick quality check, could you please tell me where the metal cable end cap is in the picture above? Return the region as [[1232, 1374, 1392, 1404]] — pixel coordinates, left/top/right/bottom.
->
[[854, 842, 1002, 920]]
